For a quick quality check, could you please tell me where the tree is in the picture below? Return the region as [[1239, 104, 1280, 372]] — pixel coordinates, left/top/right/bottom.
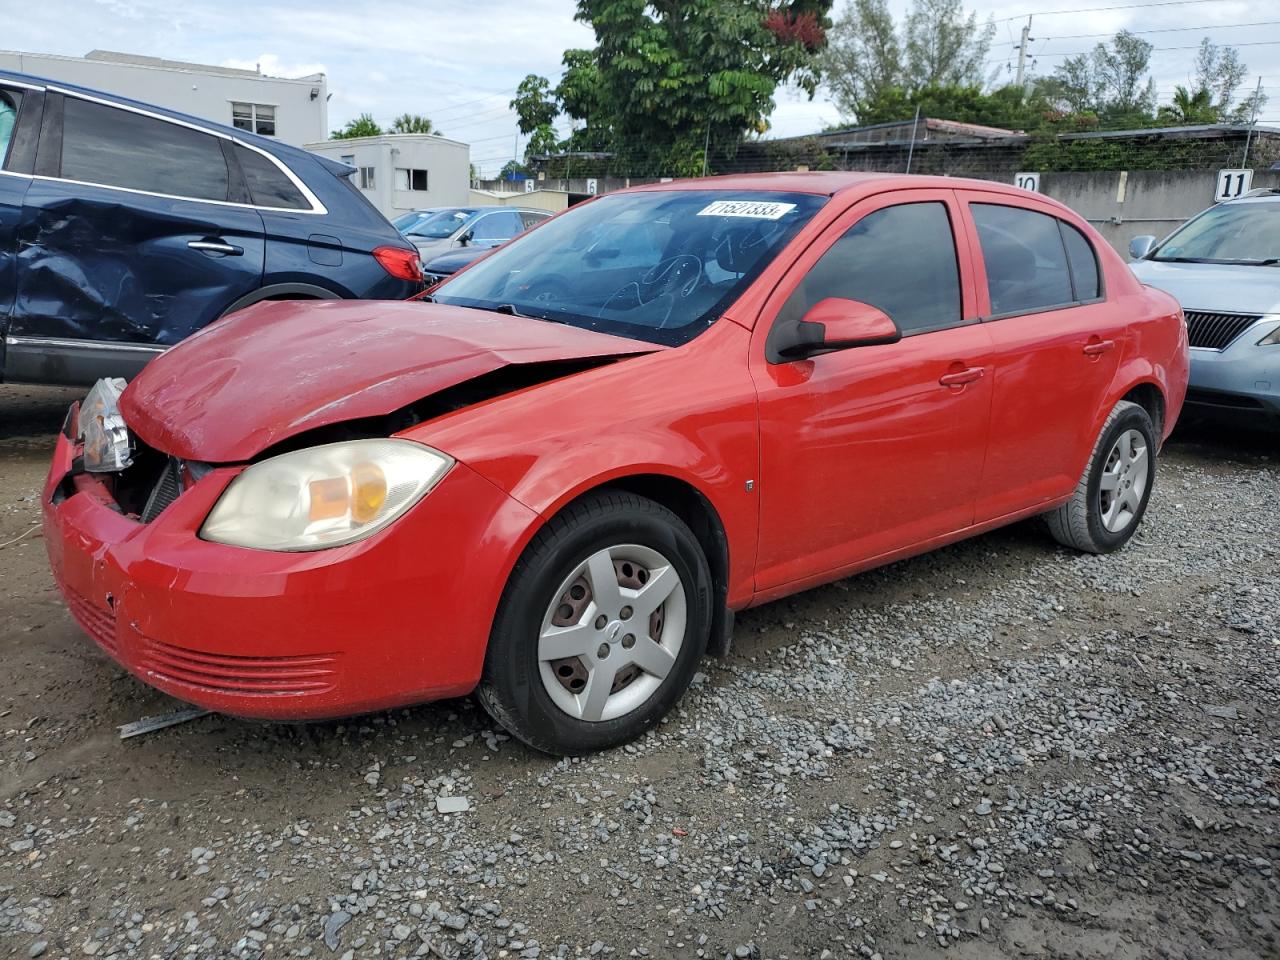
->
[[1156, 85, 1217, 125], [903, 0, 993, 89], [1191, 38, 1268, 122], [558, 0, 834, 175], [822, 0, 994, 122], [821, 0, 902, 119], [391, 113, 435, 134], [331, 113, 382, 139], [1047, 31, 1156, 127]]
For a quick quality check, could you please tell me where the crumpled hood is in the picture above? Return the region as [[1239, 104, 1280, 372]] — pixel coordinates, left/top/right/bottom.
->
[[121, 299, 660, 462], [1129, 259, 1280, 316]]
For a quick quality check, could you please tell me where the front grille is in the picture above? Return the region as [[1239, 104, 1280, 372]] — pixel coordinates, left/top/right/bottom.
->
[[65, 587, 118, 657], [136, 637, 339, 697], [1184, 311, 1261, 350]]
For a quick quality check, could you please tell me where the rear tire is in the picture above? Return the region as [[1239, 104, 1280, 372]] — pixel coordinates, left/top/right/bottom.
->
[[477, 490, 712, 756], [1046, 400, 1156, 554]]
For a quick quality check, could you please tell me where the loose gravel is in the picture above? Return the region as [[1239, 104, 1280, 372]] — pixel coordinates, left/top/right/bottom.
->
[[1, 386, 1277, 959]]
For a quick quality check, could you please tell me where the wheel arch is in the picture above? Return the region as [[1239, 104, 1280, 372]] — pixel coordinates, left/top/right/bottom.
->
[[521, 470, 737, 657], [1120, 380, 1166, 441], [219, 282, 344, 318]]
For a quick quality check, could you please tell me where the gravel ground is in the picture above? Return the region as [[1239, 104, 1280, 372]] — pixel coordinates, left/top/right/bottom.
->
[[1, 383, 1277, 960]]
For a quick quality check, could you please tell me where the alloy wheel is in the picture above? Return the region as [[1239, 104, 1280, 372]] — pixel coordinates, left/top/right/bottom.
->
[[1098, 428, 1149, 533]]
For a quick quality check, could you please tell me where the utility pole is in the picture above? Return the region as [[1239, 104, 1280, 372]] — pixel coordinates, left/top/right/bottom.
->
[[1015, 16, 1034, 89], [1242, 76, 1263, 168]]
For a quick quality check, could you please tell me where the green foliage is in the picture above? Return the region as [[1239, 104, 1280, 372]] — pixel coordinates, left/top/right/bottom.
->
[[519, 1, 833, 176], [1045, 30, 1157, 126], [851, 83, 1055, 130], [822, 0, 993, 121], [1156, 86, 1218, 126], [391, 113, 435, 134], [331, 113, 382, 139]]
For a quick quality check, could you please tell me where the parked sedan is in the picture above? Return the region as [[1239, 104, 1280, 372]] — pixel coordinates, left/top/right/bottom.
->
[[400, 206, 550, 259], [1128, 189, 1280, 423], [43, 173, 1187, 755], [0, 70, 423, 387]]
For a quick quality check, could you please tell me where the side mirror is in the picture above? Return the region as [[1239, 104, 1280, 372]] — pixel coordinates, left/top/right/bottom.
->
[[1129, 235, 1156, 261], [776, 298, 901, 360], [458, 230, 474, 248]]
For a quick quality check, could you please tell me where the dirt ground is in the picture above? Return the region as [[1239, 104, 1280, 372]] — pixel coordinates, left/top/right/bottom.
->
[[1, 383, 1277, 960]]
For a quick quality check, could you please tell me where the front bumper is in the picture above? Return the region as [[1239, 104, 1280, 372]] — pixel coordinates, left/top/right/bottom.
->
[[1187, 318, 1280, 416], [42, 408, 540, 720]]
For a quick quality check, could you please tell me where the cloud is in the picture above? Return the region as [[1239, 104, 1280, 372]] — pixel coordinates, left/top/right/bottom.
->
[[220, 53, 327, 79]]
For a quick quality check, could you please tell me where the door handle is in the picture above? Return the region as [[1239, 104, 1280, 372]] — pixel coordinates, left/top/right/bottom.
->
[[1083, 338, 1115, 357], [188, 240, 243, 256], [939, 366, 984, 387]]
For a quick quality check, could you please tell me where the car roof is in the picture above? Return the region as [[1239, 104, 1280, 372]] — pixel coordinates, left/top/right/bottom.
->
[[624, 171, 1051, 202], [1224, 189, 1280, 205]]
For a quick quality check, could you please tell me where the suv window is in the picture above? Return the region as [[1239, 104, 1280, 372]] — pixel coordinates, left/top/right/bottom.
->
[[61, 97, 229, 203], [971, 204, 1076, 315], [233, 144, 310, 210], [519, 210, 550, 230], [782, 201, 962, 336], [471, 210, 524, 241], [0, 89, 20, 167]]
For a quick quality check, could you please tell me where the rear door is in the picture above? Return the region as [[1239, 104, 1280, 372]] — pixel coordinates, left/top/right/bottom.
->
[[7, 92, 265, 385], [749, 190, 995, 592], [958, 193, 1125, 521], [466, 209, 525, 249], [1, 81, 39, 341]]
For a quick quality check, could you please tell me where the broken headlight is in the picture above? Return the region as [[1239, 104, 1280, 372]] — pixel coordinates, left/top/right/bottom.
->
[[200, 439, 452, 551], [79, 378, 133, 473]]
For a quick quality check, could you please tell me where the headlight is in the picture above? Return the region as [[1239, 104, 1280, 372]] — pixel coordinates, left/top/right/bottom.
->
[[200, 439, 452, 551], [1259, 320, 1280, 346], [79, 377, 133, 473]]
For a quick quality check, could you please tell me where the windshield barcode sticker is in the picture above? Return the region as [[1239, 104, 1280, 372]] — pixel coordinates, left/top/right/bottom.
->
[[697, 200, 797, 220]]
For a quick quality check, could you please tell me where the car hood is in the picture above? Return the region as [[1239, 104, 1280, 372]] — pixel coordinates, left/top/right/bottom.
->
[[1129, 259, 1280, 315], [120, 299, 661, 463]]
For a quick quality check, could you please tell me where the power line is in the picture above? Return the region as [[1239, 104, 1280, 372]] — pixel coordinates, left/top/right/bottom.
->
[[993, 0, 1238, 24], [1046, 19, 1280, 41]]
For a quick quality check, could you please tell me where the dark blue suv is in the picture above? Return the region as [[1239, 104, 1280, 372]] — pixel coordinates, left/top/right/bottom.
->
[[0, 70, 422, 386]]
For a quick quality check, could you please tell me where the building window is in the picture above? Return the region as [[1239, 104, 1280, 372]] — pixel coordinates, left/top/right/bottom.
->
[[339, 154, 355, 166], [231, 102, 276, 137], [359, 166, 376, 190], [395, 168, 429, 191]]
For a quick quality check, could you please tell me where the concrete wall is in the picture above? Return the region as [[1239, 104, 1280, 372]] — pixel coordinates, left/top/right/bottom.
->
[[1033, 170, 1280, 253], [307, 135, 470, 218], [470, 189, 572, 212], [0, 49, 327, 147]]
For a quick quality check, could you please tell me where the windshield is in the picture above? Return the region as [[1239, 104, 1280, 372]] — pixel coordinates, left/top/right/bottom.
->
[[432, 190, 826, 346], [396, 208, 476, 239], [1153, 201, 1280, 264]]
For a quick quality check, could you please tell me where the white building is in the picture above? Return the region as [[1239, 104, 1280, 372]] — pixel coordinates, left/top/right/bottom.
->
[[306, 134, 471, 219], [0, 49, 327, 147]]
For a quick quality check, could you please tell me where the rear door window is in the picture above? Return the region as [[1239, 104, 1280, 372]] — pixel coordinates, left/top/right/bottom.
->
[[60, 97, 229, 203], [233, 144, 310, 210], [783, 201, 963, 336], [971, 204, 1075, 315], [471, 210, 524, 241], [1060, 222, 1101, 301]]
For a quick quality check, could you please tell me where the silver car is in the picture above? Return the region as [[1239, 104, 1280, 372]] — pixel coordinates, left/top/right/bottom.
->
[[1129, 189, 1280, 422], [395, 206, 551, 260]]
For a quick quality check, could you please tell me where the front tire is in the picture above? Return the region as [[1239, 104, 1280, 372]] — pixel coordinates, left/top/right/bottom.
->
[[477, 490, 712, 756], [1046, 400, 1156, 554]]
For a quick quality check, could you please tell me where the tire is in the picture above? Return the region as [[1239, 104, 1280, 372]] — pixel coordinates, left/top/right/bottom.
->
[[1046, 400, 1157, 554], [477, 490, 712, 756]]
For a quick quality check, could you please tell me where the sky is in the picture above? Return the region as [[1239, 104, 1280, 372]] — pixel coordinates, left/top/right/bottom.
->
[[5, 0, 1279, 176]]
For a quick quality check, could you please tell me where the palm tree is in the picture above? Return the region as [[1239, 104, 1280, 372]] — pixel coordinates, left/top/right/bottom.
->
[[1157, 85, 1218, 125], [391, 113, 435, 134]]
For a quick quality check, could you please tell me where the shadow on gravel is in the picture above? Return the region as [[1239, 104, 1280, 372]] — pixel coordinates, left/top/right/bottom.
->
[[0, 384, 82, 441], [1169, 413, 1278, 461]]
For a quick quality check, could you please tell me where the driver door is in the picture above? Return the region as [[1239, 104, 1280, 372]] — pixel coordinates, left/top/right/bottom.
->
[[748, 190, 995, 594]]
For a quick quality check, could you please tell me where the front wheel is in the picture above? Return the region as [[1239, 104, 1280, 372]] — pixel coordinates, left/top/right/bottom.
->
[[477, 491, 712, 755], [1046, 400, 1157, 554]]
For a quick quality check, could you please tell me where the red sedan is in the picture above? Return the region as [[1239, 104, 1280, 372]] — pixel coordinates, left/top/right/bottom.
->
[[43, 173, 1189, 755]]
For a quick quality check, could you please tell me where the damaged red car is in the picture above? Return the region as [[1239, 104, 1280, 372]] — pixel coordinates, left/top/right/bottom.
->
[[43, 173, 1189, 754]]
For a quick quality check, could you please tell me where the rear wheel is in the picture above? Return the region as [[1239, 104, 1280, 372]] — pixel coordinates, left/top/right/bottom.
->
[[477, 491, 711, 755], [1046, 400, 1156, 554]]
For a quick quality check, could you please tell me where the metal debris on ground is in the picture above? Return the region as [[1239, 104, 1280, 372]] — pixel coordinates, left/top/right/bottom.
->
[[117, 707, 212, 740]]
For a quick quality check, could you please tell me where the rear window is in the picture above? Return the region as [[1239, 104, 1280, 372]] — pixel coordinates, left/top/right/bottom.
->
[[60, 96, 229, 203], [234, 144, 310, 210]]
